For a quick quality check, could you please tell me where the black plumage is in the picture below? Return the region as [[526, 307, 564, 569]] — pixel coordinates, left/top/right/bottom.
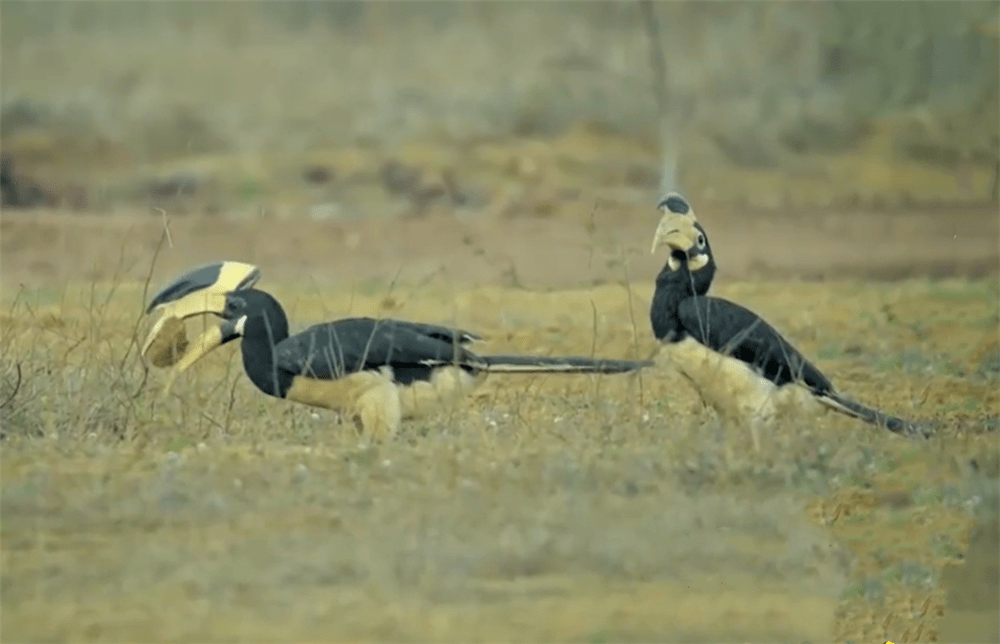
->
[[144, 260, 654, 439], [275, 319, 477, 386], [204, 288, 653, 437], [229, 290, 481, 396], [674, 292, 835, 394], [223, 289, 650, 396], [650, 214, 930, 439]]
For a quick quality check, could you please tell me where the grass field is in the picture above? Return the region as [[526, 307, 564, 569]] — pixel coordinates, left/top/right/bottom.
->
[[1, 273, 997, 642], [3, 3, 998, 641]]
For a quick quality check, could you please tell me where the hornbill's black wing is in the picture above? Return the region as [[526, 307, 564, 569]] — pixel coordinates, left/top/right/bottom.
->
[[274, 317, 482, 384], [380, 319, 482, 345], [677, 296, 834, 394]]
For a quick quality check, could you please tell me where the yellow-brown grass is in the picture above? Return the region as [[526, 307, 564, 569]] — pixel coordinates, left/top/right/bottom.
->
[[1, 277, 997, 642]]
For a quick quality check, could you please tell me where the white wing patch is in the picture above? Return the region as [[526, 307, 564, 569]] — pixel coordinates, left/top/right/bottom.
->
[[419, 358, 452, 367]]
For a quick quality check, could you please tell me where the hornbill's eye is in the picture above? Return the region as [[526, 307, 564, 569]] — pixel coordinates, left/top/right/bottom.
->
[[225, 296, 247, 317], [696, 233, 706, 249]]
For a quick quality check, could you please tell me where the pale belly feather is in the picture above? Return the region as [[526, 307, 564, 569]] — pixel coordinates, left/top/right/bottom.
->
[[285, 368, 392, 411], [397, 366, 487, 419], [657, 337, 824, 426], [283, 365, 487, 438]]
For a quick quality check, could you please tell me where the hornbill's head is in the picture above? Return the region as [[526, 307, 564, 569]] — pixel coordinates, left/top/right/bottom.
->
[[165, 288, 290, 376], [216, 289, 288, 340], [650, 192, 711, 269], [141, 261, 261, 367], [650, 193, 715, 295]]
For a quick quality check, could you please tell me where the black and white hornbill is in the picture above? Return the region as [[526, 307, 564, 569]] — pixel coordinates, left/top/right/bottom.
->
[[649, 194, 932, 449], [142, 262, 653, 439]]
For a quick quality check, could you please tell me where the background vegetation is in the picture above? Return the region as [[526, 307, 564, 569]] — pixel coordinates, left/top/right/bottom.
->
[[1, 2, 998, 642], [2, 1, 998, 215]]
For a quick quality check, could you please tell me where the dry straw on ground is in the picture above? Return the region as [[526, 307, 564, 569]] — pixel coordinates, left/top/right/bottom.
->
[[1, 258, 996, 642]]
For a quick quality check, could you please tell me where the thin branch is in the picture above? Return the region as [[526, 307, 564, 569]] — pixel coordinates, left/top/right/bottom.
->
[[586, 198, 599, 271], [0, 362, 22, 410], [155, 207, 174, 248], [5, 284, 26, 320], [589, 300, 598, 359], [619, 245, 646, 407], [126, 225, 169, 397]]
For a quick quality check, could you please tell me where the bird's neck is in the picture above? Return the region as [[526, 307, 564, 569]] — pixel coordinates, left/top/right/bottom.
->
[[240, 309, 292, 398], [690, 261, 715, 296], [650, 265, 692, 341]]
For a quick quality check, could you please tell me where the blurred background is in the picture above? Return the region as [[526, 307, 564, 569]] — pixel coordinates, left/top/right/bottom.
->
[[1, 1, 998, 285], [3, 1, 998, 210]]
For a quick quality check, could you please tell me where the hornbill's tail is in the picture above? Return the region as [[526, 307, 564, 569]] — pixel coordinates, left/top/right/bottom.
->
[[816, 392, 933, 438], [481, 355, 654, 374]]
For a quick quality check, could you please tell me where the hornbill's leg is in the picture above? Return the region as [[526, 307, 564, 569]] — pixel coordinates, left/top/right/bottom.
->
[[663, 337, 780, 452], [397, 366, 487, 420], [354, 379, 402, 440]]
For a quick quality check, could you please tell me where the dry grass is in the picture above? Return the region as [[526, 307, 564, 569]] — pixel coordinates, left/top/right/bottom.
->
[[3, 3, 996, 640], [1, 272, 997, 642]]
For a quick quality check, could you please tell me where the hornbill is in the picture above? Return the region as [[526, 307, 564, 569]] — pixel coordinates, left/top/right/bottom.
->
[[142, 262, 654, 439], [648, 196, 931, 450]]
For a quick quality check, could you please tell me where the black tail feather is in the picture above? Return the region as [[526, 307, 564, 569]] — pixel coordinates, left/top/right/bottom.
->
[[817, 392, 933, 438], [482, 355, 654, 374]]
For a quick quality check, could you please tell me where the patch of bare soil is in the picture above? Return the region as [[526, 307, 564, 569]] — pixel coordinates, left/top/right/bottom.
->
[[1, 202, 997, 289]]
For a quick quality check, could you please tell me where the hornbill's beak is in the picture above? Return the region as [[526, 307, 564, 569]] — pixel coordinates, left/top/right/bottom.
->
[[141, 261, 260, 367], [171, 315, 246, 374], [650, 211, 700, 255], [158, 312, 247, 400]]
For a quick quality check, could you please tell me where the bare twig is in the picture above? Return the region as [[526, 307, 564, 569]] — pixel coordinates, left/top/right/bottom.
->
[[308, 273, 333, 321], [60, 336, 86, 363], [586, 198, 599, 271], [125, 226, 170, 397], [359, 264, 406, 368], [619, 245, 646, 407], [199, 410, 226, 432], [1, 285, 27, 352], [99, 229, 132, 318], [155, 207, 174, 248], [5, 284, 26, 320], [589, 298, 604, 403], [0, 362, 22, 410], [142, 223, 170, 310], [589, 300, 599, 359]]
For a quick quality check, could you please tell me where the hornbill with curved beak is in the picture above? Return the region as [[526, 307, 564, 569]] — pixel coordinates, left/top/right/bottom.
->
[[649, 193, 932, 450], [142, 262, 654, 439]]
